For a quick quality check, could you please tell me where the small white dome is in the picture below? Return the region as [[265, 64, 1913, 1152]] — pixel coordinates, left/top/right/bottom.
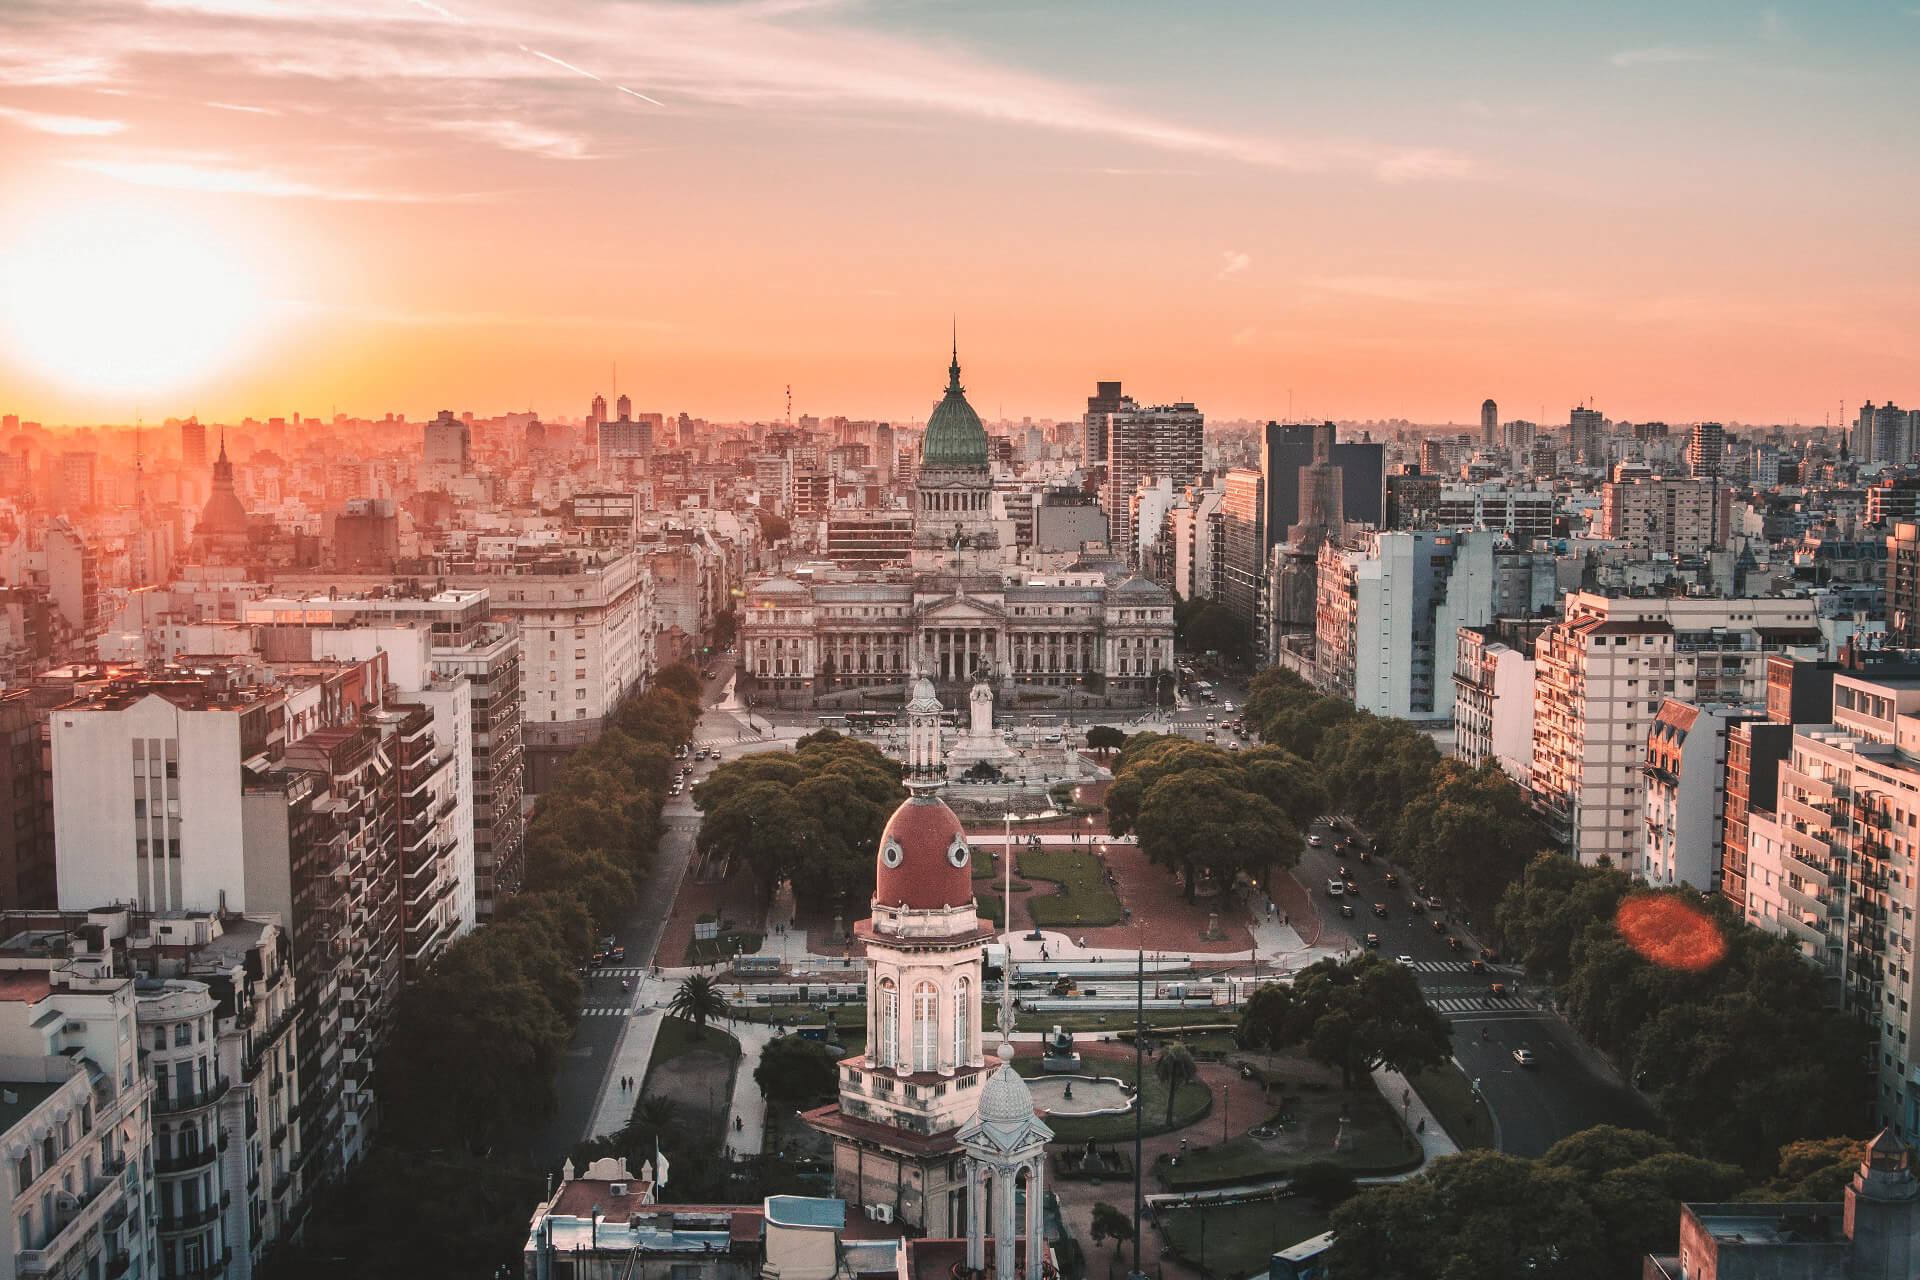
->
[[977, 1060, 1037, 1129], [906, 678, 942, 715]]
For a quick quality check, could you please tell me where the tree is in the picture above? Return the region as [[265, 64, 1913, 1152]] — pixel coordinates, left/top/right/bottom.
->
[[1290, 1161, 1358, 1211], [654, 662, 703, 702], [1238, 982, 1300, 1056], [1393, 758, 1543, 919], [755, 1036, 839, 1110], [1237, 745, 1328, 831], [1280, 954, 1452, 1088], [1494, 854, 1632, 984], [1154, 1043, 1197, 1125], [710, 606, 738, 652], [1089, 1202, 1133, 1258], [1085, 725, 1126, 759], [757, 510, 792, 542], [1134, 768, 1294, 902], [1314, 715, 1439, 842], [669, 974, 730, 1036], [1745, 1137, 1868, 1201]]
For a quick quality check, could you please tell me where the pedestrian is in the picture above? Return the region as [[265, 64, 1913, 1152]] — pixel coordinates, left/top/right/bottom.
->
[[735, 1116, 743, 1132]]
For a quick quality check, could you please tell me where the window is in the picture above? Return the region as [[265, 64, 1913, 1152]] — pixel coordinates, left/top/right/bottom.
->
[[877, 981, 899, 1068], [953, 979, 970, 1066]]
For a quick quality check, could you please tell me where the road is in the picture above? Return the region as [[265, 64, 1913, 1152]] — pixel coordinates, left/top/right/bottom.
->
[[1292, 817, 1658, 1157], [521, 664, 739, 1168]]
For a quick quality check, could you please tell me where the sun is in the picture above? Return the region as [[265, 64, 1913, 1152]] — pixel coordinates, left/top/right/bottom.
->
[[0, 204, 266, 398]]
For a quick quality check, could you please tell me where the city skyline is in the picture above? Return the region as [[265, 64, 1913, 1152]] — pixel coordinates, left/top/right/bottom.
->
[[1, 1, 1917, 425]]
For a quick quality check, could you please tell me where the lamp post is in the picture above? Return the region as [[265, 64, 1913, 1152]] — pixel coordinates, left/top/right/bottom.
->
[[1128, 916, 1146, 1280]]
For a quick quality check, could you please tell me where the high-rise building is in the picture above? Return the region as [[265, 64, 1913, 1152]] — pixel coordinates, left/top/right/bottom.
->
[[1598, 475, 1729, 554], [588, 394, 607, 429], [1219, 468, 1264, 639], [1452, 626, 1535, 782], [1569, 406, 1605, 465], [1686, 420, 1725, 478], [422, 409, 472, 477], [180, 417, 208, 471], [1640, 699, 1754, 892], [1889, 523, 1920, 648], [615, 392, 632, 422], [1102, 400, 1204, 567], [1481, 399, 1498, 449], [1258, 422, 1385, 543], [1081, 380, 1123, 466], [1530, 594, 1824, 867]]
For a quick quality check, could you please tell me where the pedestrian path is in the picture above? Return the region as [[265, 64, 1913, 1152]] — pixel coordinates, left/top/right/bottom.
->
[[585, 976, 671, 1140], [1427, 995, 1539, 1014], [580, 1005, 635, 1018]]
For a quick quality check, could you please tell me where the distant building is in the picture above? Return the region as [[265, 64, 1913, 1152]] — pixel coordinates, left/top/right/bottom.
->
[[422, 409, 472, 478], [1102, 401, 1204, 569], [1081, 380, 1124, 466], [1452, 626, 1534, 783], [1481, 399, 1498, 449], [1640, 698, 1754, 892], [1686, 420, 1726, 479]]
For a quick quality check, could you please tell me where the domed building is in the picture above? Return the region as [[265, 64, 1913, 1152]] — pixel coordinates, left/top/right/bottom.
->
[[912, 343, 1000, 571], [804, 679, 998, 1237], [190, 432, 252, 565]]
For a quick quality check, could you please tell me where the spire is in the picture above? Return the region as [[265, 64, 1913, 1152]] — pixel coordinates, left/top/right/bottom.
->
[[949, 320, 962, 391], [216, 428, 228, 466]]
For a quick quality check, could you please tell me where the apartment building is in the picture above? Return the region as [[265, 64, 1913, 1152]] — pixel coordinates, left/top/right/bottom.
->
[[0, 922, 152, 1280], [1640, 699, 1757, 891], [1597, 475, 1729, 555], [1530, 593, 1824, 866], [1433, 484, 1555, 541], [1102, 401, 1204, 569], [1452, 626, 1535, 782], [244, 589, 524, 919], [1315, 531, 1550, 722]]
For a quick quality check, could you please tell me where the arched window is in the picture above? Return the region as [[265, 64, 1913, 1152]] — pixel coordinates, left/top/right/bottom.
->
[[913, 981, 938, 1073], [953, 978, 970, 1067], [878, 980, 899, 1069]]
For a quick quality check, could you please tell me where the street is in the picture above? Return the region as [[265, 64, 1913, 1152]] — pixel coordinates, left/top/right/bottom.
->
[[1292, 817, 1658, 1157]]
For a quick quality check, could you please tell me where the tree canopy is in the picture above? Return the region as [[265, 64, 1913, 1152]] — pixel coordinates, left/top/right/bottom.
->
[[754, 1035, 839, 1110], [1241, 954, 1452, 1088], [1391, 758, 1543, 919], [1107, 735, 1304, 902]]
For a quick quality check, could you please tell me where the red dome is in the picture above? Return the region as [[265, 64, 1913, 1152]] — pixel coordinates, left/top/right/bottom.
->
[[874, 797, 976, 911]]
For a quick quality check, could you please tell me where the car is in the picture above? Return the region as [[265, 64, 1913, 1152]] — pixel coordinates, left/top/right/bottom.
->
[[1396, 955, 1415, 966], [1339, 903, 1355, 917], [1371, 902, 1388, 918], [1427, 896, 1445, 911], [589, 952, 607, 968], [1364, 933, 1380, 948], [1512, 1048, 1536, 1067], [1431, 919, 1445, 933], [1223, 701, 1236, 713], [1338, 864, 1351, 877], [1204, 730, 1217, 742], [702, 667, 716, 679], [1383, 872, 1399, 888], [1448, 936, 1463, 952], [1343, 880, 1359, 896], [1490, 981, 1508, 997], [1357, 849, 1372, 864], [1309, 833, 1326, 847], [608, 946, 626, 962], [1470, 958, 1487, 974], [1228, 741, 1240, 751], [1325, 879, 1344, 897]]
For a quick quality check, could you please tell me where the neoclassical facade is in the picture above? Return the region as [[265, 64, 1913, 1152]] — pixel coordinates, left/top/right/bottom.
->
[[741, 569, 1174, 703]]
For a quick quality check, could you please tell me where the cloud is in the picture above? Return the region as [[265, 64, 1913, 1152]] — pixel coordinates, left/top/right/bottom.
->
[[204, 101, 281, 115], [1217, 251, 1252, 280], [1, 0, 1472, 185], [0, 106, 126, 135], [62, 156, 444, 201], [429, 117, 593, 159], [1609, 45, 1719, 67]]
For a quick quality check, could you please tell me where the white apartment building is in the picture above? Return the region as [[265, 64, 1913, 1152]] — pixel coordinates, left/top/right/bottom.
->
[[1640, 699, 1756, 891], [1315, 530, 1536, 722], [0, 924, 152, 1280], [1452, 627, 1536, 783], [1531, 592, 1825, 867], [1434, 484, 1556, 541]]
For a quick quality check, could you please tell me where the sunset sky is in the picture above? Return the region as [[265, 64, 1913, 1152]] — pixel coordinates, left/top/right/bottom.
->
[[1, 0, 1916, 427]]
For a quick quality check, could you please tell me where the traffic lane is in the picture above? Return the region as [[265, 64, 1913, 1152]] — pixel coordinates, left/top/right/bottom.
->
[[1448, 1012, 1659, 1157]]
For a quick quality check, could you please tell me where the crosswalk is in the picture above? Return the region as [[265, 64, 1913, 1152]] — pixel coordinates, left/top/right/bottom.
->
[[581, 1005, 634, 1018], [594, 967, 649, 978], [1427, 994, 1539, 1014]]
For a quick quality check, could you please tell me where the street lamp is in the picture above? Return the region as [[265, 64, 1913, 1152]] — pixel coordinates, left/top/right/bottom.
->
[[1128, 912, 1147, 1280]]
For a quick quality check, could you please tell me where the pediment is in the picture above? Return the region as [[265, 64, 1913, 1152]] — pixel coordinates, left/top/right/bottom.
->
[[918, 597, 1005, 624]]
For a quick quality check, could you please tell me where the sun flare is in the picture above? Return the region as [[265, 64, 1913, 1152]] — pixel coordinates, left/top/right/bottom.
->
[[0, 204, 266, 398]]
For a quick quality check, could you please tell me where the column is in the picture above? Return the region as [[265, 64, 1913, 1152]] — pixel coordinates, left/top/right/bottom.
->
[[963, 629, 972, 681], [966, 1163, 985, 1271], [1024, 1159, 1045, 1280], [995, 1166, 1017, 1280]]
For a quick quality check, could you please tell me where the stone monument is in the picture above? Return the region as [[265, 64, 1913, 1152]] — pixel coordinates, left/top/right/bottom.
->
[[945, 669, 1020, 775]]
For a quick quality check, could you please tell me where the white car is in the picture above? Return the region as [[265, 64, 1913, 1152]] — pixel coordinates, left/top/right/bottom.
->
[[1396, 955, 1414, 966], [1224, 701, 1236, 712], [1325, 879, 1344, 897], [1512, 1048, 1536, 1067]]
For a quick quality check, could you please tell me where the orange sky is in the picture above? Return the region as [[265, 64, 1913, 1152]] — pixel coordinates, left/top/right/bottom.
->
[[0, 1, 1916, 427]]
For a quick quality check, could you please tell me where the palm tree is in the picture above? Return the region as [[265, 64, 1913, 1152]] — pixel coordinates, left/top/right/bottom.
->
[[1155, 1042, 1197, 1126], [669, 973, 730, 1038]]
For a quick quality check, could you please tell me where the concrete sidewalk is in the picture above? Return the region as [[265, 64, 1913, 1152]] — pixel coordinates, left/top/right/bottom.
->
[[585, 975, 672, 1141]]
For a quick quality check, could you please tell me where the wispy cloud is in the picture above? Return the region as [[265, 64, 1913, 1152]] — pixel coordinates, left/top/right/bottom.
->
[[1217, 251, 1252, 280], [1609, 45, 1719, 68], [62, 156, 443, 201], [0, 106, 126, 135], [0, 0, 1472, 184], [429, 118, 592, 159], [204, 101, 280, 115]]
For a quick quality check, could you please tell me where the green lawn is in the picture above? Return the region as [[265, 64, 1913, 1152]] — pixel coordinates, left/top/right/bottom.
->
[[1016, 1056, 1209, 1143], [1018, 848, 1125, 927], [1157, 1195, 1329, 1280], [648, 1014, 741, 1066], [1158, 1077, 1421, 1190], [1408, 1060, 1495, 1150]]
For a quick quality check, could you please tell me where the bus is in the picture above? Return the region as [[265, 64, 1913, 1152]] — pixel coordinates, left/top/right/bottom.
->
[[1270, 1230, 1333, 1280]]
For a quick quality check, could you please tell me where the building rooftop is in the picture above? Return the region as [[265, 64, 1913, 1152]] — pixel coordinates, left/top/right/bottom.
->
[[0, 1079, 65, 1135], [1689, 1202, 1843, 1246], [764, 1196, 845, 1230]]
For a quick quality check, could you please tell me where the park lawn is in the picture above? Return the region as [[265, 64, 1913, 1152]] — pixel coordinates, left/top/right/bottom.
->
[[684, 930, 763, 966], [1018, 848, 1124, 927], [1017, 1057, 1209, 1143], [1158, 1079, 1420, 1190], [1156, 1195, 1329, 1280], [649, 1014, 741, 1065], [1408, 1060, 1495, 1150]]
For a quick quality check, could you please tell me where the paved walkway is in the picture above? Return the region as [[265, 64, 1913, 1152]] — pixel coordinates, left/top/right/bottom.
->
[[586, 975, 671, 1140]]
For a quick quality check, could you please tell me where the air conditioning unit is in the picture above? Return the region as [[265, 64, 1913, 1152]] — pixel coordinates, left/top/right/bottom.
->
[[610, 1182, 627, 1197], [873, 1204, 894, 1224]]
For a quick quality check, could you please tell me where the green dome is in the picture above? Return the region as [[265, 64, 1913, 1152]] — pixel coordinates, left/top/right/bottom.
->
[[922, 348, 989, 470]]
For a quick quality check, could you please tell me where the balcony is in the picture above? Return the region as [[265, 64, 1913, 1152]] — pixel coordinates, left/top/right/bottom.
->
[[154, 1078, 230, 1115], [105, 1251, 131, 1279], [13, 1178, 120, 1274], [159, 1201, 222, 1233], [155, 1144, 219, 1175], [181, 1249, 233, 1280]]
